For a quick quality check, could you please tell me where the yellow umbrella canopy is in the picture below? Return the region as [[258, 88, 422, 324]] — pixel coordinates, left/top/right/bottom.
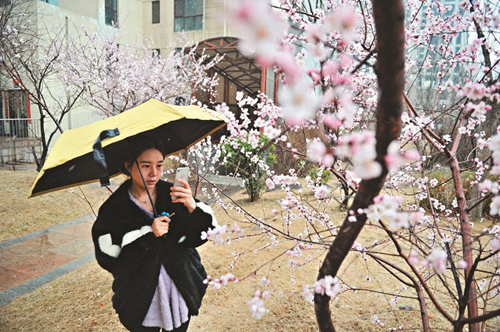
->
[[29, 99, 226, 197]]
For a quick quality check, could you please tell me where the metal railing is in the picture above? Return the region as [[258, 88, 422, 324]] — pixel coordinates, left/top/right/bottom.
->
[[0, 118, 41, 139]]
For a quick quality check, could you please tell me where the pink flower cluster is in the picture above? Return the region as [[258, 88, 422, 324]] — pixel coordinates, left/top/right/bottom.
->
[[425, 248, 448, 274], [385, 141, 420, 172], [365, 194, 423, 229], [486, 131, 500, 215], [336, 131, 381, 180], [200, 223, 244, 245], [226, 0, 289, 64], [265, 174, 299, 190], [313, 275, 340, 298], [204, 273, 238, 290], [248, 278, 271, 319]]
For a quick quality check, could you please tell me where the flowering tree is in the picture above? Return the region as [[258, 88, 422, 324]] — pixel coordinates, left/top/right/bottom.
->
[[0, 1, 85, 169], [0, 0, 218, 169], [190, 0, 500, 331], [56, 29, 220, 117]]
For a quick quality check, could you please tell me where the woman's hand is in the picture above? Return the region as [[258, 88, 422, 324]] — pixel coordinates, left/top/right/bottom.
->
[[152, 215, 170, 237], [171, 179, 196, 213]]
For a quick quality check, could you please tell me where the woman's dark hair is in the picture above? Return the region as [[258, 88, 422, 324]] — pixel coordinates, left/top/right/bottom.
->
[[122, 135, 166, 176]]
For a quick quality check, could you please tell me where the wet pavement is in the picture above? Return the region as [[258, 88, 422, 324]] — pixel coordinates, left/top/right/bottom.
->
[[0, 215, 95, 307]]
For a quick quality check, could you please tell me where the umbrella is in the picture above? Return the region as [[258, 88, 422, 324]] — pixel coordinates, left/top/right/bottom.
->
[[29, 99, 226, 198]]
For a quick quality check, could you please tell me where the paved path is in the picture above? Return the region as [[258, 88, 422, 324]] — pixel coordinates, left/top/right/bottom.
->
[[0, 178, 245, 308], [0, 215, 96, 307]]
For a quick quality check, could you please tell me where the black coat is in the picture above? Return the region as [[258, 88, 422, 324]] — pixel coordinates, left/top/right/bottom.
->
[[92, 179, 215, 331]]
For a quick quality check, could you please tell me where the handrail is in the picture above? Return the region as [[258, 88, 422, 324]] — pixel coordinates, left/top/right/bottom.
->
[[0, 118, 41, 138]]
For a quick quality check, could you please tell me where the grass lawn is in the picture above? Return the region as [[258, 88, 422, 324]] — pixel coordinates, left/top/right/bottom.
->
[[0, 166, 498, 331]]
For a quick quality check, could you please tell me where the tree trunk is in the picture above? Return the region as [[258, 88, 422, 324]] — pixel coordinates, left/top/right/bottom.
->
[[449, 157, 479, 332], [314, 0, 406, 330]]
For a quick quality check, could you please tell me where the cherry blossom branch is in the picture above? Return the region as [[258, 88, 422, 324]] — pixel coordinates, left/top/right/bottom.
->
[[367, 253, 432, 331], [378, 221, 454, 323]]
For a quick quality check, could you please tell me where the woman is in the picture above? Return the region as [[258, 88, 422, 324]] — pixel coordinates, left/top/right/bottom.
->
[[92, 136, 217, 331]]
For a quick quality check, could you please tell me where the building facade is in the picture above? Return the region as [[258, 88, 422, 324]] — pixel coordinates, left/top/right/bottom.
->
[[0, 0, 276, 163]]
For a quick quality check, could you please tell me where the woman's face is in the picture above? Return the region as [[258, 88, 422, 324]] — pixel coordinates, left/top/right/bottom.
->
[[127, 148, 164, 192]]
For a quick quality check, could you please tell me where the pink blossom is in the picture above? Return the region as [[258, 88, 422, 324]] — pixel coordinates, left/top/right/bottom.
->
[[323, 113, 342, 129], [307, 68, 322, 83], [263, 126, 281, 139], [205, 273, 237, 289], [307, 43, 328, 61], [201, 225, 228, 244], [462, 82, 487, 100], [457, 259, 468, 269], [306, 24, 326, 44], [247, 296, 266, 319], [279, 198, 291, 209], [336, 131, 381, 180], [275, 52, 302, 84], [490, 196, 500, 216], [314, 185, 331, 200], [321, 153, 334, 168], [226, 0, 289, 63], [313, 275, 340, 298], [307, 140, 327, 163], [232, 223, 244, 237], [280, 80, 320, 125], [354, 160, 382, 180], [492, 237, 500, 252], [426, 248, 448, 274], [260, 277, 270, 287], [479, 179, 499, 194], [385, 140, 420, 171], [302, 286, 314, 303], [286, 248, 302, 258], [323, 5, 359, 43], [408, 250, 420, 265], [322, 60, 340, 79], [266, 178, 275, 190]]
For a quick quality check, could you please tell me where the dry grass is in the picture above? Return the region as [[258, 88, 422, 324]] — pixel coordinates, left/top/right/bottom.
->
[[0, 165, 111, 242], [0, 167, 499, 331]]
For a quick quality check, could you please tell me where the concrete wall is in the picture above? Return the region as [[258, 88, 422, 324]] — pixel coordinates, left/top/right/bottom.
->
[[0, 137, 42, 164]]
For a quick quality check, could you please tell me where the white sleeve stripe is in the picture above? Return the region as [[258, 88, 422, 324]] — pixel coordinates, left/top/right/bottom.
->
[[98, 226, 153, 258], [197, 202, 218, 227], [122, 226, 153, 247], [98, 233, 121, 258]]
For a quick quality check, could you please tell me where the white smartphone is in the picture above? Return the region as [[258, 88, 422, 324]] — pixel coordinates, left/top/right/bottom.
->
[[172, 167, 190, 200]]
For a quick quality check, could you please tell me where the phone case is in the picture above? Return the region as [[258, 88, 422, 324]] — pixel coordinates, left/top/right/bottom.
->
[[172, 167, 189, 200]]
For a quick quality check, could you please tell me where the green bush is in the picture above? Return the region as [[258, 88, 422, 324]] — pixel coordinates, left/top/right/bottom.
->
[[307, 164, 331, 185], [221, 135, 276, 202]]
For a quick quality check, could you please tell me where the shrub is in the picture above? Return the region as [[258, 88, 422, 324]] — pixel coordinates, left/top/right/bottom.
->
[[221, 135, 276, 202]]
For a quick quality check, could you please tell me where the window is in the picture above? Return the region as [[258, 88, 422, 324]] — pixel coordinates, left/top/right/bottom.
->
[[152, 1, 160, 24], [39, 0, 59, 6], [105, 0, 118, 26], [174, 0, 203, 32], [0, 89, 31, 138]]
